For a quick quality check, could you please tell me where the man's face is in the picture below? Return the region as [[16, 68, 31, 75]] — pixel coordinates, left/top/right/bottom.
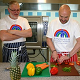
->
[[8, 4, 20, 19], [59, 10, 70, 24]]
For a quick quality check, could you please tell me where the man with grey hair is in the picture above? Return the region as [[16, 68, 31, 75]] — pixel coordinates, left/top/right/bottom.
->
[[0, 1, 32, 62]]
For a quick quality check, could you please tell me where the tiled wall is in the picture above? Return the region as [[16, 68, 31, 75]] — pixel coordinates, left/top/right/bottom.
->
[[0, 5, 80, 23], [4, 9, 80, 23]]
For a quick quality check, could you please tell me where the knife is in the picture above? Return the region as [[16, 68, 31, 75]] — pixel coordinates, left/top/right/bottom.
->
[[56, 60, 59, 66]]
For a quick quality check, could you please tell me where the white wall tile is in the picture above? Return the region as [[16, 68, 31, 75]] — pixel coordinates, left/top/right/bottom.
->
[[0, 6, 80, 24]]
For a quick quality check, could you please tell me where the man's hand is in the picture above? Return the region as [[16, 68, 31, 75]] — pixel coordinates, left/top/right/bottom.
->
[[58, 56, 69, 63], [7, 30, 17, 34], [52, 51, 58, 61]]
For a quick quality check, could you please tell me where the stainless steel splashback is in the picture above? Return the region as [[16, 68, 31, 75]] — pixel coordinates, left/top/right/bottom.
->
[[20, 3, 80, 11], [2, 0, 80, 4], [1, 0, 80, 11]]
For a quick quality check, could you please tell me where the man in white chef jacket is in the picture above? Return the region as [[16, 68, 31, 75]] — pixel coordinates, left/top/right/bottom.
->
[[46, 4, 80, 63]]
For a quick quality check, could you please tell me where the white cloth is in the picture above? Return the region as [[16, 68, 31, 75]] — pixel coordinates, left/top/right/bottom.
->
[[46, 18, 80, 52], [0, 16, 31, 43]]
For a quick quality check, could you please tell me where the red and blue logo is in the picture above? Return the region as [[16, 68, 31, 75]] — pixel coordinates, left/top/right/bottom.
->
[[54, 29, 70, 38], [10, 24, 22, 30]]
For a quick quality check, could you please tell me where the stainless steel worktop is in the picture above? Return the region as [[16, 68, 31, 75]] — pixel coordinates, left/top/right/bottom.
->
[[0, 62, 80, 80]]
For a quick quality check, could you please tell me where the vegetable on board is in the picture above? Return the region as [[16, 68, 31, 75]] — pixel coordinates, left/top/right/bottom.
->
[[50, 67, 58, 75], [28, 67, 35, 76], [35, 67, 42, 75], [26, 63, 34, 70], [62, 67, 72, 72], [69, 62, 74, 66], [36, 63, 49, 70], [50, 64, 57, 68], [40, 64, 49, 70], [35, 63, 47, 67], [76, 61, 80, 66]]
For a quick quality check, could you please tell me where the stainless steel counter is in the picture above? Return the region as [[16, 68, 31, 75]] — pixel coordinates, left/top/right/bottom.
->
[[0, 62, 80, 80]]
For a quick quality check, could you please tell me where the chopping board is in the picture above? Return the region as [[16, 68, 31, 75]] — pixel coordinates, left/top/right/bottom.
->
[[50, 62, 80, 76], [21, 62, 50, 77]]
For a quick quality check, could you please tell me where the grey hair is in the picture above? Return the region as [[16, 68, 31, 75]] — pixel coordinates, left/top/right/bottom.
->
[[8, 0, 19, 8]]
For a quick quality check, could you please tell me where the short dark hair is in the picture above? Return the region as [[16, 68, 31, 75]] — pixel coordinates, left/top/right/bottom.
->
[[8, 0, 19, 8]]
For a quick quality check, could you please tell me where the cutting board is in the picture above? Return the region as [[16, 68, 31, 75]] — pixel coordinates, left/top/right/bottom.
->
[[50, 62, 80, 76], [21, 62, 50, 77]]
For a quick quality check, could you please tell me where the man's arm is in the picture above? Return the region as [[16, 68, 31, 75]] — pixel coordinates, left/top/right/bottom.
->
[[8, 28, 32, 38], [46, 37, 58, 61], [70, 37, 80, 57], [59, 37, 80, 63], [0, 30, 21, 41], [46, 37, 56, 52]]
